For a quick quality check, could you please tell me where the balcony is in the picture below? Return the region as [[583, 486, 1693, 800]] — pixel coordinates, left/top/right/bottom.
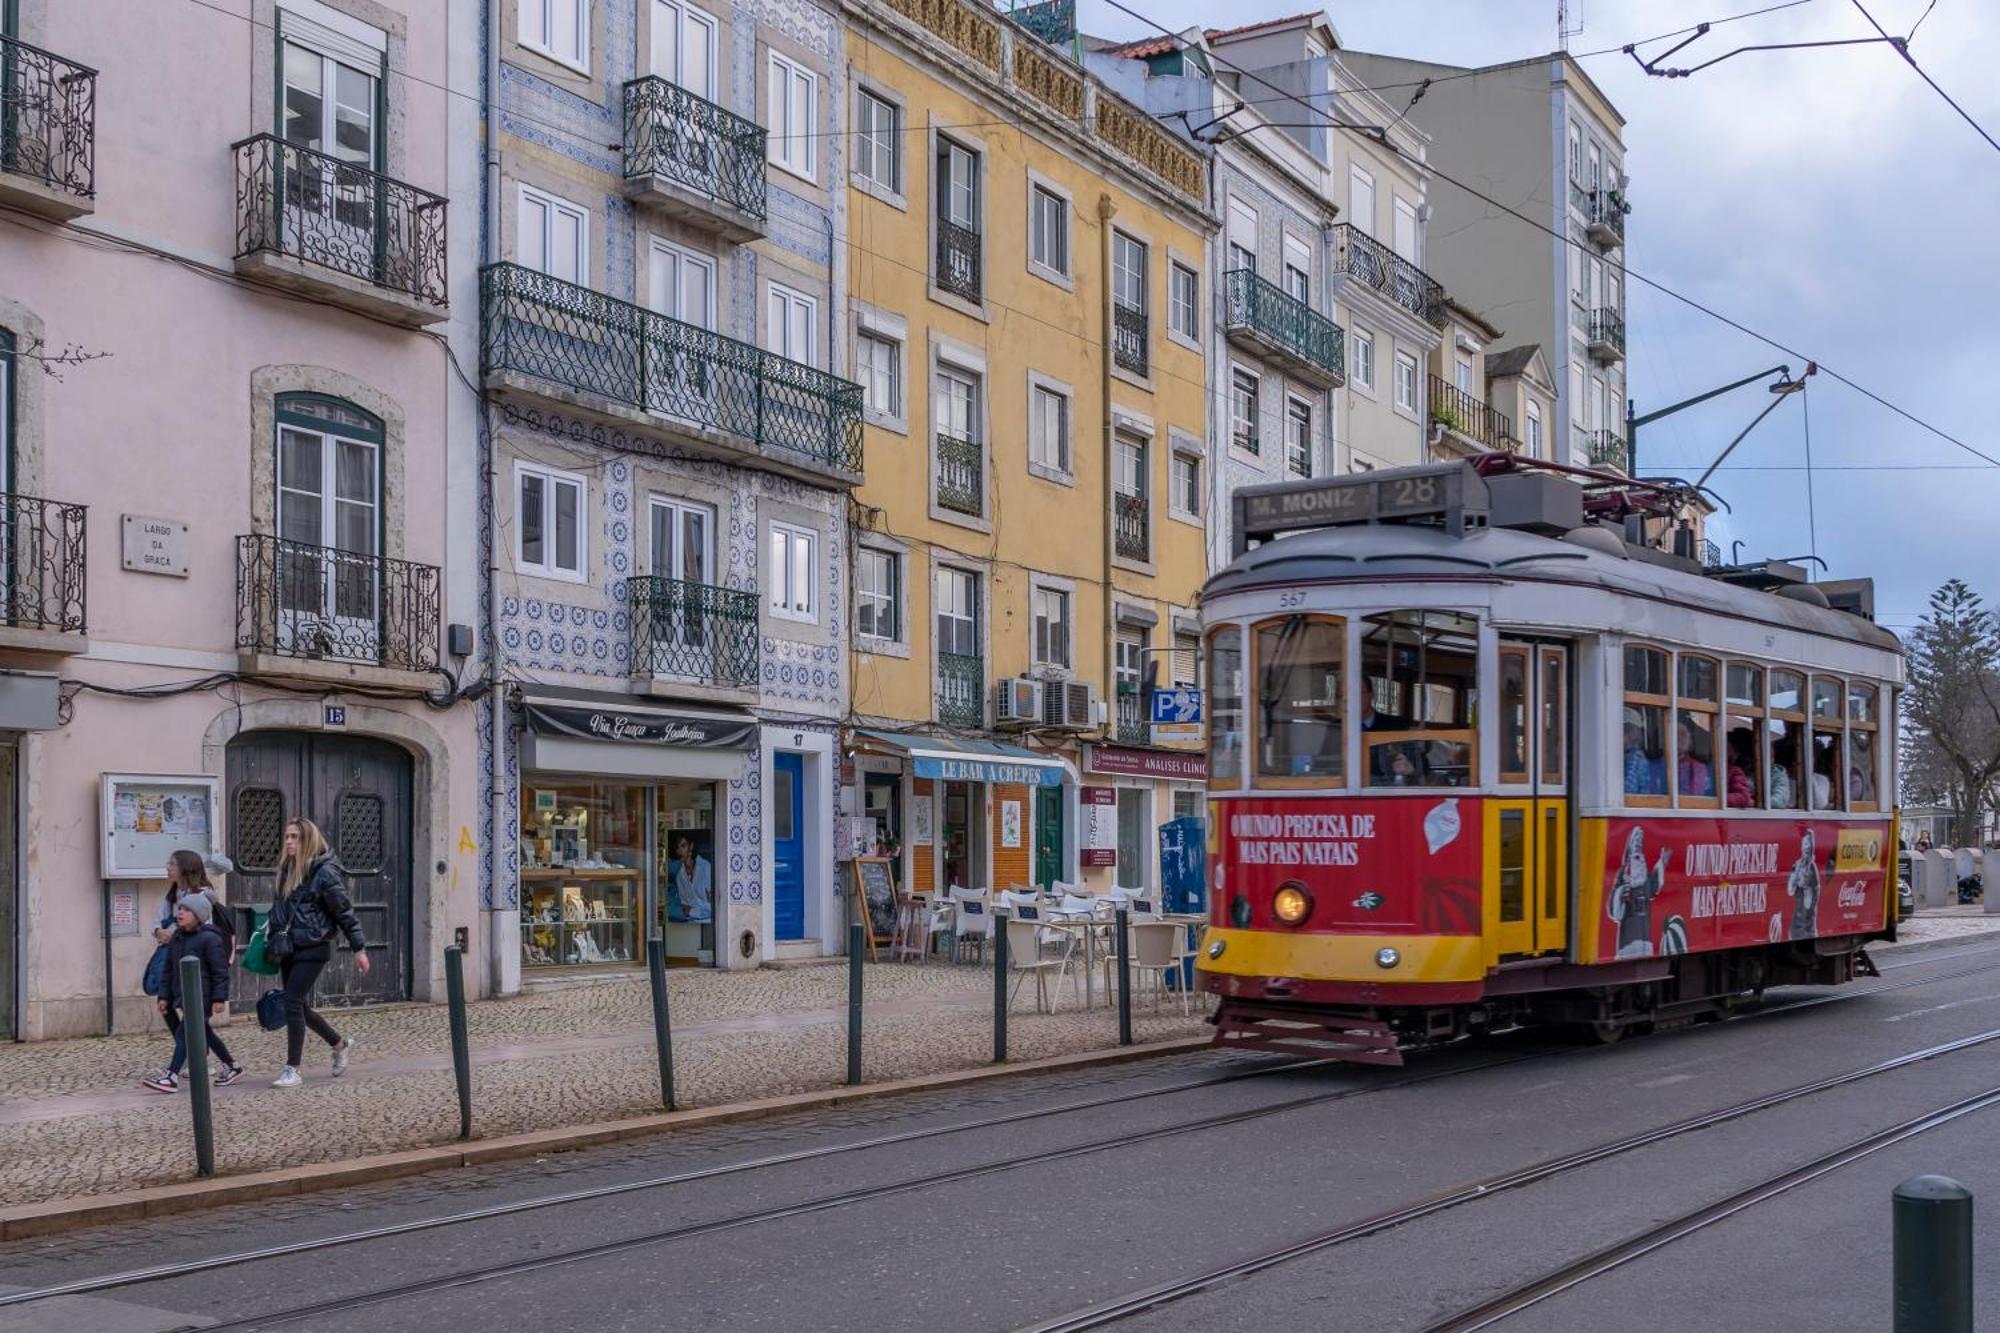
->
[[1114, 491, 1148, 562], [937, 651, 984, 728], [235, 534, 439, 687], [1587, 429, 1629, 472], [1587, 308, 1626, 364], [1586, 188, 1627, 247], [1115, 688, 1148, 745], [481, 263, 864, 484], [1112, 303, 1149, 378], [626, 575, 758, 698], [621, 77, 767, 241], [1222, 268, 1344, 387], [0, 34, 95, 219], [232, 135, 447, 327], [935, 432, 983, 517], [0, 492, 86, 653], [1428, 374, 1514, 454], [1331, 224, 1446, 329], [936, 218, 981, 303]]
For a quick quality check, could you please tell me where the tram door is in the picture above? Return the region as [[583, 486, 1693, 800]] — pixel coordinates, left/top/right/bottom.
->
[[1491, 640, 1570, 959]]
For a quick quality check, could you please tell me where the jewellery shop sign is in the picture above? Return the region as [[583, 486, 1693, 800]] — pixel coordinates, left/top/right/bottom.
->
[[526, 703, 757, 750]]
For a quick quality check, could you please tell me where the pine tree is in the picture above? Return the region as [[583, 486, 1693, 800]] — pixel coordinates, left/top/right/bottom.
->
[[1903, 579, 2000, 844]]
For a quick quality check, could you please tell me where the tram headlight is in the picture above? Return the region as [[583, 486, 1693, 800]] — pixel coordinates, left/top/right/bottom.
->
[[1376, 947, 1401, 970], [1272, 882, 1313, 926]]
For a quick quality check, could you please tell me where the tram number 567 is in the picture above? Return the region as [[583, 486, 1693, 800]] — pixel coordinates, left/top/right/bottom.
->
[[1278, 590, 1308, 608]]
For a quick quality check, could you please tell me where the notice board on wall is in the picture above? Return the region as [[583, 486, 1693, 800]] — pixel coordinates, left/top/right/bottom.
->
[[101, 773, 222, 880], [1081, 786, 1118, 867]]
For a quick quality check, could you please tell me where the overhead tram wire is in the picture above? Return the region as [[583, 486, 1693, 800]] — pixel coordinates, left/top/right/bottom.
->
[[1849, 0, 2000, 156], [1097, 0, 2000, 479]]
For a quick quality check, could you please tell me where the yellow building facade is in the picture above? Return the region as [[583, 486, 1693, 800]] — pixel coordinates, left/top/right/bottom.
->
[[839, 0, 1213, 900]]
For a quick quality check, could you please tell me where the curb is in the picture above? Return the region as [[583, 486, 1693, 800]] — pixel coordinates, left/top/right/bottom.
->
[[0, 1035, 1212, 1240], [1876, 923, 2000, 956]]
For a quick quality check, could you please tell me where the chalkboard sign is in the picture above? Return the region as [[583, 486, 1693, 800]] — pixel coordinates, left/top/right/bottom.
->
[[849, 856, 896, 960]]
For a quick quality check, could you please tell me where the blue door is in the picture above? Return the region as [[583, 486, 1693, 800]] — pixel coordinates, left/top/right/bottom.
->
[[772, 752, 805, 941]]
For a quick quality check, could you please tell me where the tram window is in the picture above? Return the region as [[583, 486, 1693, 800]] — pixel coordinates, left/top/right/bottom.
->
[[1622, 646, 1669, 802], [1725, 662, 1764, 810], [1809, 675, 1844, 810], [1726, 663, 1762, 710], [1254, 616, 1345, 782], [1770, 669, 1804, 714], [1540, 648, 1566, 786], [1360, 611, 1478, 788], [1676, 654, 1720, 806], [1207, 625, 1245, 787], [1811, 677, 1842, 721], [1499, 647, 1530, 784], [1849, 683, 1880, 809]]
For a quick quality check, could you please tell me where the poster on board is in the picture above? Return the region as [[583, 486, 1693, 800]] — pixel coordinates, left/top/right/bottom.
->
[[1081, 786, 1118, 867], [1001, 800, 1022, 849], [101, 773, 222, 880], [911, 794, 935, 846]]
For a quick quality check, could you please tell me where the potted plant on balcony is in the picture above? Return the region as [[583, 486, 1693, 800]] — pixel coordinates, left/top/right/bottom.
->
[[1432, 403, 1463, 433]]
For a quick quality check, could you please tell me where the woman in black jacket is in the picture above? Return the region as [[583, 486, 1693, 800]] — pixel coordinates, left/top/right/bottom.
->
[[270, 818, 369, 1088], [142, 892, 243, 1092]]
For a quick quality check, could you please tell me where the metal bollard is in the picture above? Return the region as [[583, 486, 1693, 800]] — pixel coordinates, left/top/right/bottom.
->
[[847, 921, 864, 1087], [179, 956, 215, 1178], [992, 912, 1009, 1063], [1116, 908, 1133, 1047], [1895, 1174, 1973, 1332], [647, 936, 676, 1112], [444, 944, 473, 1140]]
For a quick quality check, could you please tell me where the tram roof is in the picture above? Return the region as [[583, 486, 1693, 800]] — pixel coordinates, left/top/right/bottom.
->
[[1205, 521, 1903, 655]]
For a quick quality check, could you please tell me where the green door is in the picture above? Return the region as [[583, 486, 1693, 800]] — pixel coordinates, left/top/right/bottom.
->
[[1034, 786, 1064, 888]]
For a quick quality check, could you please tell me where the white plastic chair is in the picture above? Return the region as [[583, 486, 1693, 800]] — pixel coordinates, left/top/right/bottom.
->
[[950, 887, 992, 963], [1128, 920, 1190, 1015], [1003, 913, 1063, 1013]]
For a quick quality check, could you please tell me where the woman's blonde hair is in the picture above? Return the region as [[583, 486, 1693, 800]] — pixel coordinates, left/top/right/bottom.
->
[[278, 818, 330, 893]]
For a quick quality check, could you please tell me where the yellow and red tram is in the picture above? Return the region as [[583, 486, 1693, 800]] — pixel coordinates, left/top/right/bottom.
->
[[1196, 461, 1903, 1063]]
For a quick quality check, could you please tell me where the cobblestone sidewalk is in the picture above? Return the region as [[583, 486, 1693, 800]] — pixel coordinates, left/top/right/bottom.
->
[[0, 961, 1211, 1207]]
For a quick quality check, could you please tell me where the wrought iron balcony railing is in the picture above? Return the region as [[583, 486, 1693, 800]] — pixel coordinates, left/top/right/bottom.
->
[[1702, 538, 1723, 569], [2, 34, 95, 202], [1223, 268, 1343, 382], [1588, 429, 1629, 472], [1428, 374, 1514, 451], [1114, 491, 1148, 561], [936, 218, 981, 302], [937, 651, 984, 727], [236, 534, 439, 671], [621, 77, 767, 221], [626, 575, 758, 686], [1331, 224, 1446, 328], [936, 432, 984, 516], [0, 491, 86, 634], [234, 134, 447, 306], [481, 263, 864, 473], [1588, 308, 1626, 357], [1113, 303, 1149, 377], [1587, 187, 1627, 244]]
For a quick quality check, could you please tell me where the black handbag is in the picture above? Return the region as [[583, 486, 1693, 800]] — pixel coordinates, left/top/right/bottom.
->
[[265, 897, 296, 961], [256, 987, 288, 1031]]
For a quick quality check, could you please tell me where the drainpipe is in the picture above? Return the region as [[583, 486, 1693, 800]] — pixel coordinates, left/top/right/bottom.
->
[[483, 0, 512, 998], [1098, 192, 1117, 770]]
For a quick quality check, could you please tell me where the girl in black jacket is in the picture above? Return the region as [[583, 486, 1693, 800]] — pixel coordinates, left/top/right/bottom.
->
[[142, 893, 243, 1092], [270, 818, 369, 1088]]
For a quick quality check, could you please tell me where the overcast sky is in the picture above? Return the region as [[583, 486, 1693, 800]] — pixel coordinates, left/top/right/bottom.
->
[[1081, 0, 1996, 635]]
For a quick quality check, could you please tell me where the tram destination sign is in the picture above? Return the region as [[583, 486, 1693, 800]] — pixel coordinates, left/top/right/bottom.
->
[[1234, 463, 1489, 553]]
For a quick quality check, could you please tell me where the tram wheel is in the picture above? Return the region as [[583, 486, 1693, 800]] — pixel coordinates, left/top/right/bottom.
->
[[1588, 1019, 1628, 1045]]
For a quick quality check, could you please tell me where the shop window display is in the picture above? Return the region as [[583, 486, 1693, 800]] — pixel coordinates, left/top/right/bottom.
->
[[520, 784, 643, 967]]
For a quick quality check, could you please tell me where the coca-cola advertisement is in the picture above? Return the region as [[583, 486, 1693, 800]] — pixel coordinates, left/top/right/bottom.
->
[[1590, 818, 1889, 963], [1211, 796, 1484, 934]]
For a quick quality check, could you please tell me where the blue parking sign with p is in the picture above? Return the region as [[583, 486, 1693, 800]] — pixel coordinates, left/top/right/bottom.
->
[[1150, 687, 1202, 725]]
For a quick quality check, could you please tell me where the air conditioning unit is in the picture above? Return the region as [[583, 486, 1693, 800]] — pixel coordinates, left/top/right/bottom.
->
[[994, 677, 1044, 729], [1042, 680, 1099, 731]]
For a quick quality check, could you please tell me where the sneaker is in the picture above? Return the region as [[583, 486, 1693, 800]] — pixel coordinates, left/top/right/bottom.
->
[[214, 1064, 245, 1088], [271, 1066, 302, 1089], [142, 1072, 179, 1094], [331, 1038, 355, 1077]]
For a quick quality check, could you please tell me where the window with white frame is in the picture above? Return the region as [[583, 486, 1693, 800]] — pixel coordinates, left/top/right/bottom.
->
[[1029, 183, 1068, 278], [518, 184, 587, 283], [766, 282, 817, 365], [521, 0, 587, 70], [1286, 396, 1313, 478], [1171, 447, 1201, 517], [768, 521, 816, 621], [1352, 326, 1375, 389], [1526, 399, 1544, 458], [1032, 584, 1071, 670], [857, 330, 900, 418], [1030, 381, 1070, 474], [854, 88, 900, 194], [650, 0, 717, 96], [1568, 122, 1582, 184], [1394, 351, 1418, 412], [1230, 366, 1259, 453], [767, 52, 817, 180], [857, 546, 901, 642], [516, 462, 586, 579], [1169, 261, 1198, 341], [936, 566, 980, 657], [1226, 198, 1258, 273], [1282, 234, 1311, 304], [1349, 165, 1376, 236], [1570, 362, 1587, 426], [1455, 355, 1474, 394], [1112, 231, 1147, 313], [1172, 630, 1200, 687]]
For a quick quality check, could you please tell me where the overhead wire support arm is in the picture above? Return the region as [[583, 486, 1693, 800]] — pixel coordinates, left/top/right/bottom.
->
[[1628, 30, 1897, 78]]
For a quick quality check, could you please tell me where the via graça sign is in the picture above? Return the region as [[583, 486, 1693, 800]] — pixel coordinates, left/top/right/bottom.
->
[[525, 703, 756, 750]]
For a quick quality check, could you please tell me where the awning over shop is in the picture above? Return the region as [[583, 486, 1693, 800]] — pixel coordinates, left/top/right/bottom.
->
[[853, 729, 1068, 787], [521, 688, 756, 781]]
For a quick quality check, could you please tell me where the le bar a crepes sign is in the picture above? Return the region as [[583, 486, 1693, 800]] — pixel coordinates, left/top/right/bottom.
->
[[526, 703, 756, 750], [1086, 745, 1206, 781]]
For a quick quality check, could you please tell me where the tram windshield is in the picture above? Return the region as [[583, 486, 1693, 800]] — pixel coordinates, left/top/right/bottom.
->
[[1255, 617, 1344, 781], [1360, 611, 1478, 788]]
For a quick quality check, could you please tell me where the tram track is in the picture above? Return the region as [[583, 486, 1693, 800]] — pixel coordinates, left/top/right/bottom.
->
[[6, 944, 1994, 1325], [1020, 1026, 2000, 1332]]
